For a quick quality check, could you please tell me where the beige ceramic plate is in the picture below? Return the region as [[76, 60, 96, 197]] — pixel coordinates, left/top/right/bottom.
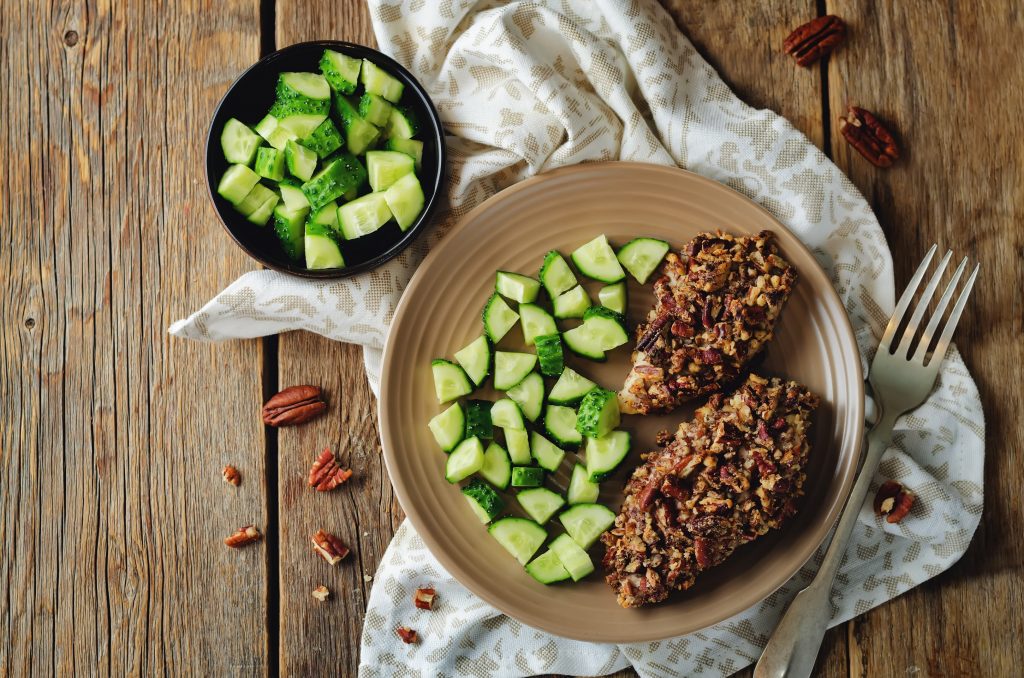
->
[[379, 162, 863, 643]]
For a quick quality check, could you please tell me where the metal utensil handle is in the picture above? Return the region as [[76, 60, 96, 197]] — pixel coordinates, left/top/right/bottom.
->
[[754, 413, 897, 678]]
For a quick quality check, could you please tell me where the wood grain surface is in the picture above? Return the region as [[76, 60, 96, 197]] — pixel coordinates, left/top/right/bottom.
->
[[1, 0, 1020, 676]]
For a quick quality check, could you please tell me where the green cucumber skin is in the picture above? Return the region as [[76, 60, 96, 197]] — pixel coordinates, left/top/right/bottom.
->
[[534, 333, 564, 377], [319, 50, 362, 95], [301, 118, 344, 159], [464, 400, 494, 439], [300, 154, 368, 211], [462, 479, 504, 521], [510, 466, 545, 487], [575, 388, 620, 439]]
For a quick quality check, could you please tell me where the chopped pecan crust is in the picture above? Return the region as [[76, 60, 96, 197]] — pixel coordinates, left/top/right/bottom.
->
[[308, 448, 353, 492]]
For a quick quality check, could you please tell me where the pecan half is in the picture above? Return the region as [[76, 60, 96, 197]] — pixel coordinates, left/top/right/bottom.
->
[[396, 626, 418, 644], [840, 106, 899, 168], [414, 587, 436, 610], [262, 385, 327, 427], [224, 525, 262, 548], [311, 585, 330, 602], [308, 448, 353, 492], [783, 15, 846, 67], [873, 480, 915, 523], [222, 465, 241, 486], [311, 529, 350, 565]]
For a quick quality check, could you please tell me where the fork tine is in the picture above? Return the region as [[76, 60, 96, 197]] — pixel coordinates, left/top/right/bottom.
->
[[880, 244, 937, 351], [895, 250, 952, 356], [911, 256, 968, 364], [927, 263, 979, 367]]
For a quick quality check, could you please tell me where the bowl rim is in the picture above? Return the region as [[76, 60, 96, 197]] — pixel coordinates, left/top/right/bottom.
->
[[204, 39, 447, 280]]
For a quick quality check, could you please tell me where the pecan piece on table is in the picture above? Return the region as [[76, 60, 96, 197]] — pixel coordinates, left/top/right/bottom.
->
[[308, 448, 353, 492], [873, 480, 915, 523], [839, 106, 900, 168], [222, 464, 241, 486], [783, 15, 846, 67], [396, 626, 418, 644], [414, 587, 436, 610], [224, 525, 262, 548], [311, 585, 330, 602], [262, 385, 327, 427], [311, 529, 350, 565]]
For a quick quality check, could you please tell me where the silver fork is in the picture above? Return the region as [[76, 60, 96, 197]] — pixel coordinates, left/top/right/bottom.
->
[[754, 245, 979, 678]]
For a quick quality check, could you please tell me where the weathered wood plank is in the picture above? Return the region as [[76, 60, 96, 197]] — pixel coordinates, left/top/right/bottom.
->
[[0, 0, 269, 674], [826, 1, 1024, 676]]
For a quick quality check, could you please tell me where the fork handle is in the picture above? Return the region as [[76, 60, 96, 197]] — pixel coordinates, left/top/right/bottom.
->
[[753, 414, 896, 678]]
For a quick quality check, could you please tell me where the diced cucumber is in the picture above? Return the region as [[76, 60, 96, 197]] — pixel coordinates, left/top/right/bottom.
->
[[338, 192, 393, 239], [490, 398, 525, 430], [428, 402, 465, 452], [520, 303, 558, 346], [235, 183, 277, 217], [544, 404, 582, 447], [572, 234, 625, 283], [359, 92, 394, 127], [303, 221, 345, 268], [548, 367, 597, 405], [462, 479, 503, 524], [534, 333, 564, 377], [301, 154, 368, 211], [562, 323, 606, 361], [559, 503, 616, 549], [220, 118, 263, 166], [495, 271, 541, 303], [530, 431, 565, 472], [301, 118, 344, 158], [446, 436, 485, 483], [311, 201, 340, 229], [332, 94, 382, 155], [576, 388, 620, 439], [366, 150, 415, 191], [453, 334, 491, 386], [277, 72, 330, 105], [585, 430, 631, 482], [277, 112, 329, 138], [488, 517, 547, 566], [494, 352, 538, 391], [525, 549, 571, 584], [284, 139, 318, 181], [246, 193, 279, 226], [482, 294, 519, 343], [552, 285, 591, 319], [320, 49, 362, 95], [342, 186, 359, 202], [567, 463, 600, 505], [254, 147, 286, 181], [617, 237, 670, 284], [255, 114, 298, 150], [279, 183, 311, 211], [505, 372, 544, 422], [516, 487, 566, 525], [217, 164, 261, 204], [386, 137, 424, 170], [480, 442, 512, 490], [384, 106, 418, 139], [504, 427, 531, 464], [361, 59, 405, 103], [582, 306, 629, 350], [549, 533, 595, 581], [598, 281, 627, 314], [272, 203, 307, 261], [539, 250, 577, 298], [383, 172, 425, 231], [431, 358, 472, 403], [464, 399, 493, 439], [511, 466, 544, 487]]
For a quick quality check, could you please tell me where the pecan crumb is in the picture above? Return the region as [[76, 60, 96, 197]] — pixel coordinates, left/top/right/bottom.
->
[[311, 529, 350, 565], [873, 480, 915, 523], [396, 626, 418, 644], [414, 587, 436, 610], [311, 585, 330, 602], [308, 448, 353, 492], [224, 525, 261, 548], [222, 465, 241, 486]]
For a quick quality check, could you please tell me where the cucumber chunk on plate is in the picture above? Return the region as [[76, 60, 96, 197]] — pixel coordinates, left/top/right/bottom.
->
[[511, 466, 544, 487], [386, 137, 423, 170], [431, 359, 472, 403], [525, 549, 571, 584], [576, 388, 620, 439], [505, 372, 544, 422], [254, 147, 286, 181], [220, 118, 263, 166], [332, 94, 382, 155], [255, 114, 298, 150], [530, 431, 565, 472], [453, 334, 491, 386], [464, 400, 493, 439], [285, 139, 317, 182], [539, 250, 577, 298], [359, 92, 394, 127], [572, 234, 626, 283], [494, 352, 538, 391], [366, 150, 414, 191], [235, 183, 277, 217], [482, 293, 519, 343], [279, 183, 311, 212], [462, 479, 503, 524], [446, 436, 485, 483], [549, 533, 595, 581], [217, 164, 261, 204], [567, 463, 600, 505], [361, 59, 405, 103], [495, 271, 541, 304], [534, 333, 564, 377], [585, 430, 631, 482], [552, 285, 591, 319], [598, 281, 627, 314], [617, 237, 670, 284], [516, 487, 566, 525], [562, 323, 605, 361], [302, 154, 368, 211], [548, 367, 597, 405], [582, 306, 629, 350], [319, 49, 362, 95], [480, 442, 512, 490], [519, 303, 557, 346], [338, 192, 393, 240], [559, 503, 616, 549], [504, 427, 532, 464], [272, 203, 307, 261], [384, 106, 418, 139], [300, 118, 344, 159], [427, 402, 465, 452], [488, 517, 547, 566], [304, 221, 345, 268], [544, 404, 581, 447], [383, 172, 425, 231], [490, 398, 525, 430]]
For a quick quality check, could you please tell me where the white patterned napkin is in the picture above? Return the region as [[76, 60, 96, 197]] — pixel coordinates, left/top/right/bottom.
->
[[169, 1, 985, 676]]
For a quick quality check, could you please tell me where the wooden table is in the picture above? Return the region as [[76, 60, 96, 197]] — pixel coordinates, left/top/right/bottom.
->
[[2, 0, 1020, 675]]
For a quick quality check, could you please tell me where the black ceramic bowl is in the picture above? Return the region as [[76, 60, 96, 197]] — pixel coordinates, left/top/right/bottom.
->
[[205, 41, 446, 278]]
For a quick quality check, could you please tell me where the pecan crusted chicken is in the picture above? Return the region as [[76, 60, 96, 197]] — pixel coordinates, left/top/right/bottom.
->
[[602, 374, 819, 608], [618, 231, 796, 415]]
